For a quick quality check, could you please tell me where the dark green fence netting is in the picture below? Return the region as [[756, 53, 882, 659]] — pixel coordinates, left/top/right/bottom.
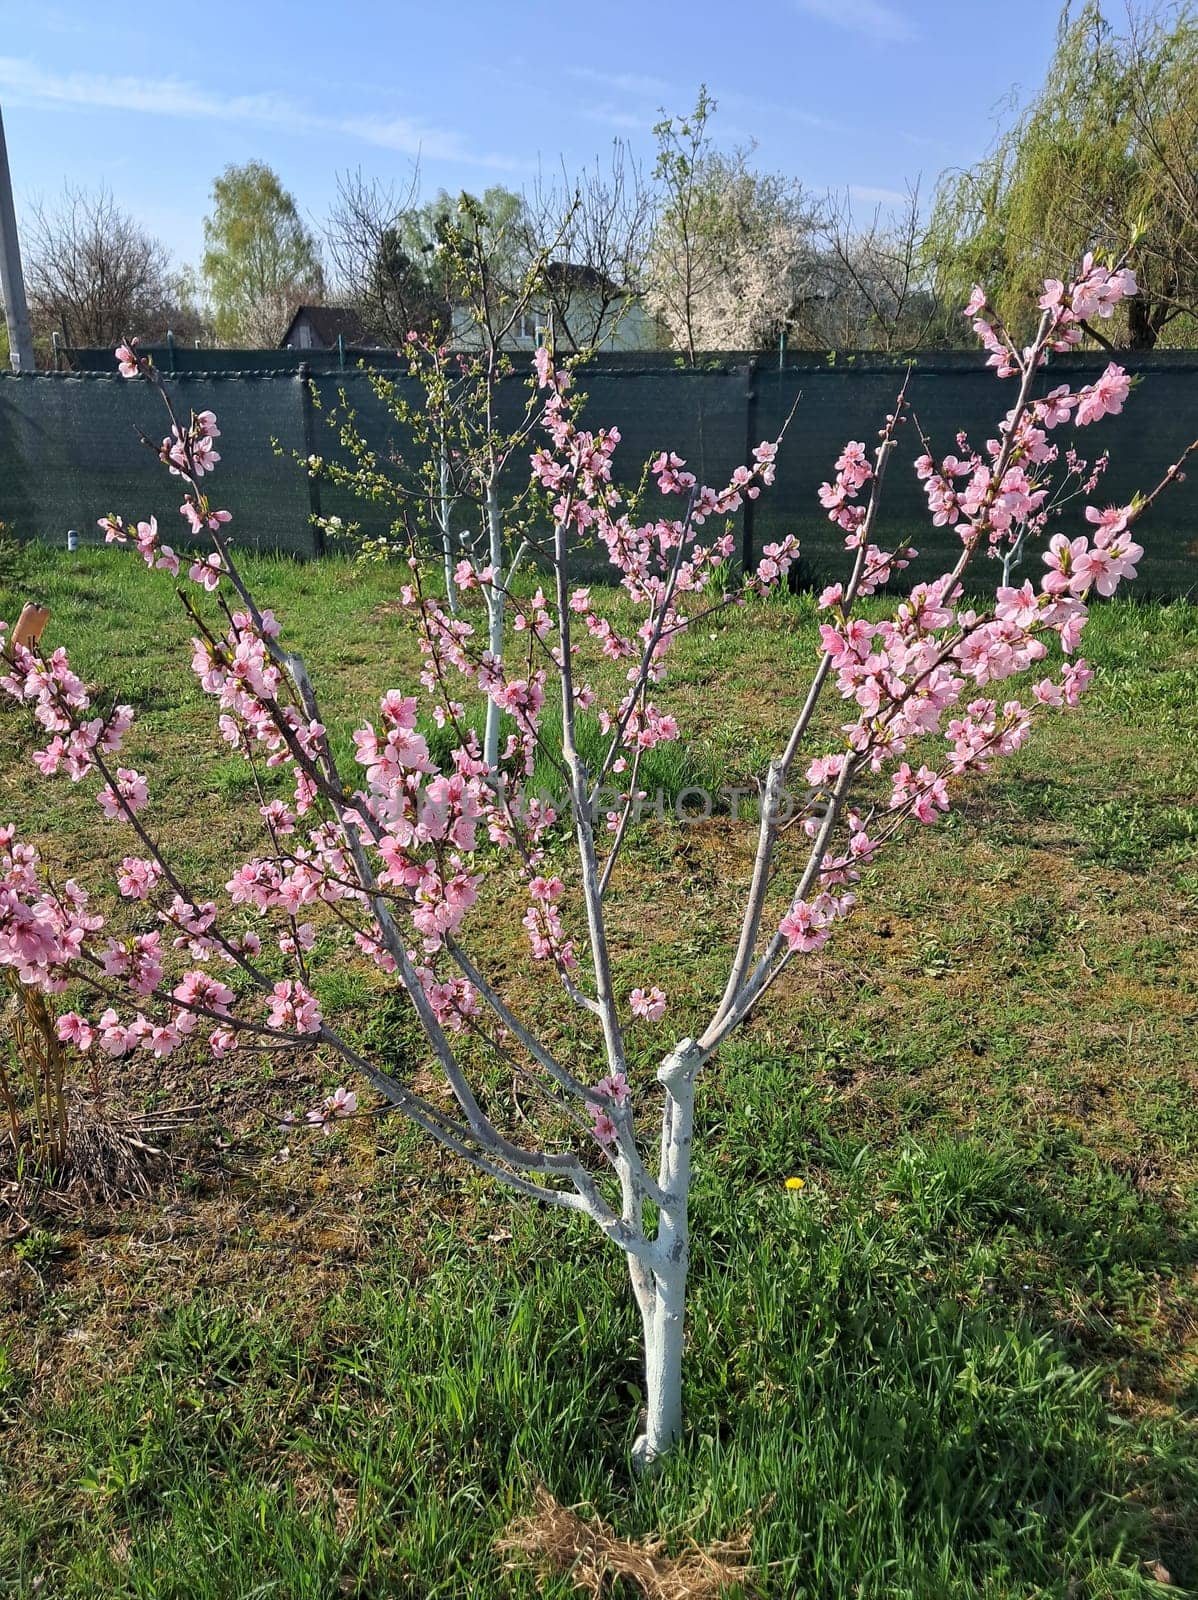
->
[[0, 371, 312, 557], [750, 353, 1198, 599], [306, 364, 754, 583], [3, 353, 1196, 596]]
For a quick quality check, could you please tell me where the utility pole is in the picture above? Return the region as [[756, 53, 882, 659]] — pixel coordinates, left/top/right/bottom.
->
[[0, 104, 35, 373]]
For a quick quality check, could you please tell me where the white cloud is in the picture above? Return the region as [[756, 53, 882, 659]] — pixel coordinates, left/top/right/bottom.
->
[[0, 56, 519, 170], [578, 104, 653, 133], [567, 67, 675, 100], [793, 0, 914, 44], [719, 89, 848, 136], [848, 183, 911, 207]]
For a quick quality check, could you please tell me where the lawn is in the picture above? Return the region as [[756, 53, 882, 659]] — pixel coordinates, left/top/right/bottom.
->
[[1, 538, 1196, 1599]]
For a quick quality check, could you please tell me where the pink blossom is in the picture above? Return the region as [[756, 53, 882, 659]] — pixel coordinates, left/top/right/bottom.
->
[[172, 970, 235, 1016], [117, 857, 162, 899], [630, 985, 667, 1021], [305, 1084, 358, 1134], [268, 979, 322, 1034], [1074, 364, 1132, 427], [778, 898, 830, 954], [96, 769, 149, 819], [189, 553, 224, 591], [1084, 503, 1131, 539], [56, 1011, 95, 1051], [1038, 279, 1065, 313], [96, 1008, 138, 1057], [591, 1110, 618, 1143], [593, 1070, 629, 1106]]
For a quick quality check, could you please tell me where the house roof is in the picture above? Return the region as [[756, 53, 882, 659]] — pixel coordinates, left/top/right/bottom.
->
[[542, 261, 630, 300], [279, 305, 389, 349]]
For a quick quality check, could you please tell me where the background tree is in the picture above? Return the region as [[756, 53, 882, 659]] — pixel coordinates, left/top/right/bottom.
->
[[325, 170, 445, 345], [23, 186, 197, 353], [1119, 0, 1198, 344], [326, 183, 532, 348], [925, 0, 1198, 349], [202, 161, 325, 346], [647, 90, 821, 357], [168, 264, 211, 345], [522, 142, 657, 350], [412, 186, 532, 342], [645, 87, 724, 363], [790, 187, 941, 353]]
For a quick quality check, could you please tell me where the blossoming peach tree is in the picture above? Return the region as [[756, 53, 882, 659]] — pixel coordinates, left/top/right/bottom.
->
[[2, 259, 1192, 1469]]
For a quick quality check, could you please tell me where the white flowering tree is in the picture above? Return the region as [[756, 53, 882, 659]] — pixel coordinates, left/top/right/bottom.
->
[[2, 259, 1192, 1470]]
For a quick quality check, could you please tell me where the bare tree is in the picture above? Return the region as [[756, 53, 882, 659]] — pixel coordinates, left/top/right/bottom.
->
[[522, 142, 657, 350], [325, 169, 446, 345], [24, 186, 198, 353], [790, 186, 940, 352]]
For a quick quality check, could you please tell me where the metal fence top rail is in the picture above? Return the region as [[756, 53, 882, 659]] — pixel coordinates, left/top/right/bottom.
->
[[61, 345, 1198, 378]]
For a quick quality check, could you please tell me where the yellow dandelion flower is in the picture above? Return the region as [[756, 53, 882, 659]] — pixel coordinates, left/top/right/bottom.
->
[[784, 1176, 805, 1191]]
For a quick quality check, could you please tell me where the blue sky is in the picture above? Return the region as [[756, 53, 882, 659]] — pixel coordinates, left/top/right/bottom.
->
[[0, 0, 1067, 270]]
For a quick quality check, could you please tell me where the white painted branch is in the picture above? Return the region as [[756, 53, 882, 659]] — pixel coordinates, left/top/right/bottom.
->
[[483, 478, 505, 771], [438, 431, 459, 615]]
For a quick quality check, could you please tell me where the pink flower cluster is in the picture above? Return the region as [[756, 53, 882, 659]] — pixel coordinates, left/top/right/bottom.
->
[[763, 258, 1156, 961], [280, 1085, 358, 1136], [588, 1068, 629, 1143], [522, 875, 578, 971], [268, 979, 322, 1034], [965, 258, 1136, 377], [99, 513, 181, 578], [819, 441, 872, 534], [1, 629, 138, 799], [778, 892, 851, 955], [630, 985, 667, 1021], [0, 261, 1176, 1172], [916, 324, 1133, 569]]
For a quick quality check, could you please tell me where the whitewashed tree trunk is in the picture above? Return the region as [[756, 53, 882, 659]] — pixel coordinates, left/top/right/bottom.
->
[[631, 1038, 700, 1470], [483, 477, 505, 771], [632, 1262, 688, 1469], [439, 434, 458, 616]]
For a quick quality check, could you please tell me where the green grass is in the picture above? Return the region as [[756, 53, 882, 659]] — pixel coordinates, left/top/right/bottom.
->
[[1, 543, 1196, 1597]]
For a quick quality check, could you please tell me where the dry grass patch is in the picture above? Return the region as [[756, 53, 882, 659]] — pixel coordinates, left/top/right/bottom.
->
[[497, 1486, 757, 1598]]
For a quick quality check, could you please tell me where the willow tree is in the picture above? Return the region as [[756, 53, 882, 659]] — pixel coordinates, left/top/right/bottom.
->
[[925, 1, 1198, 349]]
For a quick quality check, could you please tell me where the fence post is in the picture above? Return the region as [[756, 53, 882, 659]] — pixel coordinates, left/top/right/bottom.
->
[[298, 363, 324, 557], [741, 359, 758, 574]]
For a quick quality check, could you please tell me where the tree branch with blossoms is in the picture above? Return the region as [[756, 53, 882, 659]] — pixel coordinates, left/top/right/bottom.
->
[[2, 256, 1193, 1473]]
